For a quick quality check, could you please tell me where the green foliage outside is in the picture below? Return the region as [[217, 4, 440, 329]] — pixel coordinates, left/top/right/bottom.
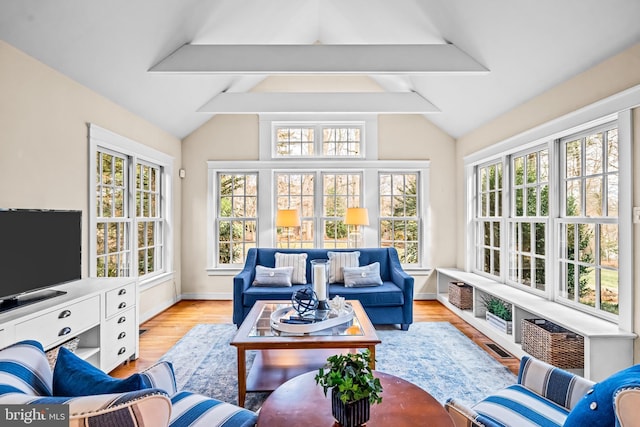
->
[[315, 350, 383, 405]]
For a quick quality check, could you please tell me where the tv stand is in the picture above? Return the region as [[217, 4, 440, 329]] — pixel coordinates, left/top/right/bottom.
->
[[0, 278, 137, 373], [0, 289, 66, 314]]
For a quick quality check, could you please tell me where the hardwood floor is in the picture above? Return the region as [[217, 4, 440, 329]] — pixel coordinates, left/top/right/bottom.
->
[[110, 300, 519, 378]]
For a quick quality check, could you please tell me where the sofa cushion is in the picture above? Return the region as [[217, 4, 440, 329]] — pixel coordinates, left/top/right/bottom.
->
[[0, 340, 52, 396], [328, 251, 360, 283], [253, 265, 294, 287], [53, 347, 149, 396], [343, 262, 383, 287], [473, 384, 569, 427], [170, 391, 257, 427], [275, 252, 307, 284], [564, 364, 640, 427], [330, 281, 404, 306]]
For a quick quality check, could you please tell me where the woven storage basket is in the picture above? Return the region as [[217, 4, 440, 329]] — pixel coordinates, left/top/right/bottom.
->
[[521, 319, 584, 369], [448, 281, 473, 310]]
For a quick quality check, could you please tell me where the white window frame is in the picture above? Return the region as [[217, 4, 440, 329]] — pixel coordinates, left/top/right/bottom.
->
[[207, 159, 430, 272], [89, 124, 174, 289], [272, 121, 366, 159], [464, 84, 639, 329]]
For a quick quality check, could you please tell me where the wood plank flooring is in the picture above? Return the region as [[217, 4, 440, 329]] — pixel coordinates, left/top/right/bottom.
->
[[110, 300, 520, 378]]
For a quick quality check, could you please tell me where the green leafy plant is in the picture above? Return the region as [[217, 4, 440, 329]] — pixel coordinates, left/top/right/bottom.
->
[[314, 350, 383, 405], [483, 296, 512, 321]]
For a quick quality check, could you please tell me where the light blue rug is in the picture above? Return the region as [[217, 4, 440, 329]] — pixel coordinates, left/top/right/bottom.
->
[[160, 322, 516, 412]]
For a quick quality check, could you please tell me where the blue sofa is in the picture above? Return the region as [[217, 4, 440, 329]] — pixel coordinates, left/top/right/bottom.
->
[[233, 247, 414, 330]]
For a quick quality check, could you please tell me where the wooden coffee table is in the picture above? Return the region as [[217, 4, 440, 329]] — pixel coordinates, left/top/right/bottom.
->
[[231, 300, 380, 407], [257, 370, 455, 426]]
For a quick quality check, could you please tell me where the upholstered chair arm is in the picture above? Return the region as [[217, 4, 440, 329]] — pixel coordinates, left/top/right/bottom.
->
[[0, 388, 172, 427], [444, 398, 485, 427], [233, 248, 258, 326], [140, 360, 178, 395]]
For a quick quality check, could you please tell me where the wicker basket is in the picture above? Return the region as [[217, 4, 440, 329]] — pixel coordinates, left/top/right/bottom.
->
[[521, 319, 584, 369], [448, 281, 473, 310], [45, 337, 80, 370]]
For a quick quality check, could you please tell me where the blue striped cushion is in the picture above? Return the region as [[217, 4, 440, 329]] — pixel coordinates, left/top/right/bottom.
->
[[140, 361, 178, 395], [170, 391, 257, 427], [473, 384, 569, 427], [0, 340, 52, 396], [518, 355, 593, 410]]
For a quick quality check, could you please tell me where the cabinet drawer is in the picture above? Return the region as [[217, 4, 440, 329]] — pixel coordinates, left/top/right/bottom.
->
[[105, 283, 135, 318], [103, 307, 136, 343], [15, 296, 100, 349]]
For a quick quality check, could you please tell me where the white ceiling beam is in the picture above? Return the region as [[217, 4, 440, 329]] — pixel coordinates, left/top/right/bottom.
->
[[197, 92, 440, 114], [150, 44, 488, 74]]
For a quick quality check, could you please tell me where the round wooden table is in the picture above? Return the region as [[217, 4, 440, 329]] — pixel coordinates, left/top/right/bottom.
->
[[257, 370, 455, 426]]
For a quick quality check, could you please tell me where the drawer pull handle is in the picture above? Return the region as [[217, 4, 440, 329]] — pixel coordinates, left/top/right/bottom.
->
[[118, 302, 127, 309], [117, 316, 126, 324], [118, 347, 126, 355], [58, 327, 72, 336], [58, 310, 71, 319], [118, 332, 126, 340], [118, 289, 127, 295]]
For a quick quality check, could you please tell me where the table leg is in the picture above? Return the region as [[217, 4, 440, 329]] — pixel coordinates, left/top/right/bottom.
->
[[368, 345, 376, 370], [237, 347, 247, 407]]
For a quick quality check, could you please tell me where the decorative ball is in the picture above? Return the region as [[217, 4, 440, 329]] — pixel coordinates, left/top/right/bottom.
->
[[291, 287, 319, 316]]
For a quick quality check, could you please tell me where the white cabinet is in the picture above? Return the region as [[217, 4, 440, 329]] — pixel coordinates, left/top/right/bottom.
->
[[0, 278, 138, 373]]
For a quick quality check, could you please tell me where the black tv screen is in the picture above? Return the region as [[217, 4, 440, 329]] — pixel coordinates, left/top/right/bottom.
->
[[0, 209, 81, 301]]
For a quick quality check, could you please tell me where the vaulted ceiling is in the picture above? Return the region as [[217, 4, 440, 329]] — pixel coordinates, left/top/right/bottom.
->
[[1, 0, 639, 139]]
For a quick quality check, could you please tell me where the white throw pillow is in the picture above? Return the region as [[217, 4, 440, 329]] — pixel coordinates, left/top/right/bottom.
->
[[327, 251, 360, 283], [275, 252, 308, 284], [252, 265, 294, 287], [343, 262, 383, 287]]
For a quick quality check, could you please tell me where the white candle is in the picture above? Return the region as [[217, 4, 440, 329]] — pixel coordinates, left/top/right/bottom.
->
[[314, 263, 327, 300]]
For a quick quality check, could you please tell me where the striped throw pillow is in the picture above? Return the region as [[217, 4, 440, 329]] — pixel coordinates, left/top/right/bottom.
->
[[275, 253, 308, 284], [0, 340, 53, 396], [327, 251, 360, 283]]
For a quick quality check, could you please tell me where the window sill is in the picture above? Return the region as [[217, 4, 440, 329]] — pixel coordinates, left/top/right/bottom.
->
[[207, 267, 243, 276], [139, 271, 175, 291]]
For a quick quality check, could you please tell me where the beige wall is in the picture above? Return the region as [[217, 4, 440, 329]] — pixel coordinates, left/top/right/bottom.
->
[[180, 111, 456, 298], [456, 42, 640, 357], [0, 41, 182, 321]]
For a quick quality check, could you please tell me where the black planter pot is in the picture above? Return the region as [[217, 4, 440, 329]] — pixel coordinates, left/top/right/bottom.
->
[[331, 389, 371, 427]]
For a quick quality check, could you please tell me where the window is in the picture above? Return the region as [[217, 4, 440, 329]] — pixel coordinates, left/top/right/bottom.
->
[[469, 116, 625, 322], [474, 161, 503, 277], [274, 122, 363, 158], [209, 117, 429, 270], [508, 148, 549, 291], [379, 172, 420, 264], [216, 173, 257, 264], [559, 124, 618, 315], [89, 124, 173, 283]]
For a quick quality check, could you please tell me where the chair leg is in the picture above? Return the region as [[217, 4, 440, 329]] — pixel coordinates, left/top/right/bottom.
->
[[401, 323, 410, 331]]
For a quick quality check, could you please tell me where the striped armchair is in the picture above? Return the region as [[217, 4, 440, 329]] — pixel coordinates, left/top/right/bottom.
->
[[0, 340, 257, 427], [445, 355, 594, 427]]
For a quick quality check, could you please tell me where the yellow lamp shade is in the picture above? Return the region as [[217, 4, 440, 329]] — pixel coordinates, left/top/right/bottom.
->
[[276, 209, 301, 227], [344, 207, 369, 226]]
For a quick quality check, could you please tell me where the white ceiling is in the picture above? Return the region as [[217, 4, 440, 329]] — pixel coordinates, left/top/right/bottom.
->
[[1, 0, 639, 139]]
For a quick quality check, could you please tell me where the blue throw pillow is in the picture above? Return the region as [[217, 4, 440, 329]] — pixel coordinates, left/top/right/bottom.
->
[[53, 347, 149, 396], [565, 364, 640, 427]]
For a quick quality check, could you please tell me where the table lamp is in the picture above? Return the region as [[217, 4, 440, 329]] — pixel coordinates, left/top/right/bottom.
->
[[276, 209, 300, 248], [344, 207, 369, 248]]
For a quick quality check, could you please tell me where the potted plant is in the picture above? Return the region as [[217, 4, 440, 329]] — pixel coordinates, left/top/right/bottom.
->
[[483, 295, 513, 334], [315, 350, 383, 427]]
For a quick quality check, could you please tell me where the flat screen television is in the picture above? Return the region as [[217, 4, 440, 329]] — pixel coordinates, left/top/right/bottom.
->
[[0, 209, 81, 312]]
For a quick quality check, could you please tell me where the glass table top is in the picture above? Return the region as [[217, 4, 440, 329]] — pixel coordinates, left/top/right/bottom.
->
[[248, 303, 364, 338]]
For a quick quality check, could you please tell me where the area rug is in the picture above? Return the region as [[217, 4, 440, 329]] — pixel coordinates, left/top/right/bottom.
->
[[159, 322, 516, 412]]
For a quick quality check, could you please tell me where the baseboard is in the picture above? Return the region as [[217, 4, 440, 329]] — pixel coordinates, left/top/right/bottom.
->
[[180, 292, 233, 300], [140, 296, 180, 323], [414, 293, 437, 300]]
